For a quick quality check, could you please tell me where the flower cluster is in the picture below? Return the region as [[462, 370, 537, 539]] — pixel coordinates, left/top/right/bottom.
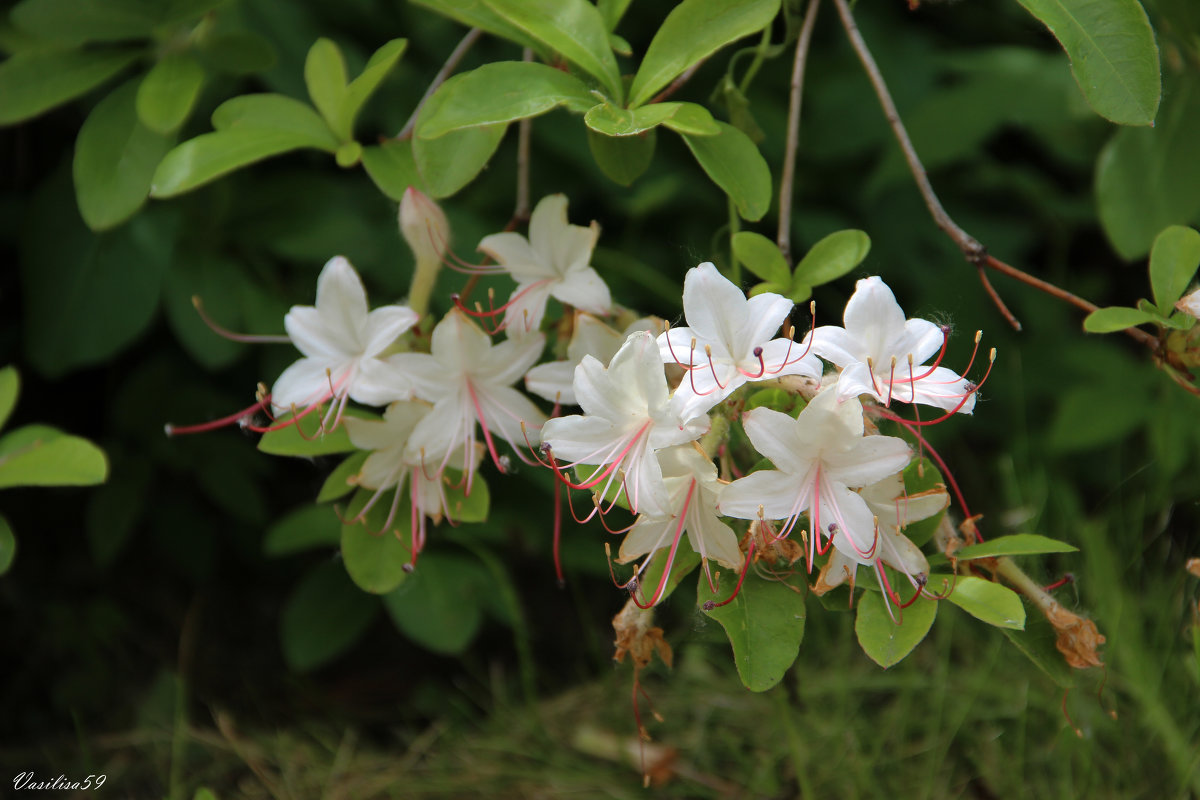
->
[[173, 191, 988, 609]]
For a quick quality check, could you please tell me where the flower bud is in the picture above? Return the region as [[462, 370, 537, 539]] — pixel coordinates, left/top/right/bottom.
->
[[1176, 288, 1200, 321], [399, 187, 450, 266]]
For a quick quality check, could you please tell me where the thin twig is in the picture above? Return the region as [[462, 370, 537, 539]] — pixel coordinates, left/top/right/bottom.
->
[[648, 60, 706, 105], [778, 0, 821, 264], [515, 48, 533, 224], [397, 27, 483, 140]]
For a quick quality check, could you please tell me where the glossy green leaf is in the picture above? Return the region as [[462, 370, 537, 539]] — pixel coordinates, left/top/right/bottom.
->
[[316, 451, 369, 503], [700, 570, 806, 692], [659, 102, 721, 136], [944, 576, 1026, 629], [340, 488, 413, 595], [0, 48, 139, 126], [637, 538, 702, 604], [304, 38, 349, 139], [587, 127, 655, 186], [151, 94, 339, 197], [584, 100, 718, 137], [1047, 385, 1148, 451], [749, 281, 790, 298], [10, 0, 156, 43], [264, 505, 341, 557], [413, 123, 506, 198], [257, 409, 379, 457], [1149, 225, 1200, 311], [0, 424, 109, 488], [162, 252, 249, 369], [417, 62, 595, 139], [335, 141, 362, 167], [1001, 599, 1076, 688], [854, 589, 938, 668], [732, 231, 790, 285], [281, 561, 378, 672], [681, 121, 771, 221], [361, 140, 419, 201], [794, 230, 871, 288], [0, 514, 14, 575], [955, 533, 1079, 560], [1083, 306, 1159, 332], [340, 38, 407, 138], [443, 473, 490, 523], [597, 0, 634, 30], [74, 80, 172, 231], [0, 367, 18, 431], [137, 52, 205, 134], [409, 0, 546, 56], [1096, 77, 1200, 260], [481, 0, 622, 102], [627, 0, 780, 108], [1015, 0, 1160, 125], [384, 552, 484, 654], [23, 181, 175, 377]]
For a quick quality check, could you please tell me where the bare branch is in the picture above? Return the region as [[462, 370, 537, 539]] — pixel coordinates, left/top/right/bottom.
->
[[397, 27, 483, 140], [778, 0, 821, 265]]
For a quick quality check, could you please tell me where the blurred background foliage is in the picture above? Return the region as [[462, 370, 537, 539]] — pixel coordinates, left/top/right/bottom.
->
[[1, 0, 1199, 797]]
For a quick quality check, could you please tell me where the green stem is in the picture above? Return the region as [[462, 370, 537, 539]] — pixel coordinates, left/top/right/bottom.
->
[[407, 257, 441, 318], [738, 27, 772, 94], [728, 196, 741, 285]]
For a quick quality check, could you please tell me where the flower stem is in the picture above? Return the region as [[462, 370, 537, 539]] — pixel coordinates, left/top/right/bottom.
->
[[407, 257, 440, 318], [397, 27, 483, 140]]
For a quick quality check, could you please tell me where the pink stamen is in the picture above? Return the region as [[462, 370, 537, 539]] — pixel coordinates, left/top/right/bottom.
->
[[703, 540, 755, 609], [192, 296, 291, 344]]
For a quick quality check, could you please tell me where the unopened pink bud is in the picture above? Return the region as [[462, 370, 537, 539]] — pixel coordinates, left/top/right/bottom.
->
[[399, 187, 450, 265]]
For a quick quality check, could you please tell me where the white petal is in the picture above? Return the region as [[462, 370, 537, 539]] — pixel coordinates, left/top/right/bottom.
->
[[503, 280, 555, 339], [686, 506, 742, 570], [474, 383, 547, 448], [617, 516, 677, 564], [551, 266, 611, 315], [271, 357, 335, 410], [908, 367, 977, 414], [658, 326, 700, 366], [893, 317, 944, 366], [835, 360, 886, 404], [719, 469, 808, 522], [314, 256, 369, 346], [386, 352, 449, 403], [740, 406, 811, 474], [361, 304, 419, 357], [878, 529, 929, 577], [740, 292, 794, 354], [821, 485, 879, 565], [527, 194, 570, 262], [567, 313, 624, 364], [806, 324, 862, 368], [430, 310, 492, 371], [525, 361, 577, 404], [285, 306, 358, 359], [669, 367, 739, 419], [757, 338, 821, 380], [478, 232, 549, 280], [541, 414, 621, 463], [843, 276, 906, 363], [824, 435, 912, 488], [479, 332, 545, 386], [681, 262, 748, 350], [349, 357, 413, 406]]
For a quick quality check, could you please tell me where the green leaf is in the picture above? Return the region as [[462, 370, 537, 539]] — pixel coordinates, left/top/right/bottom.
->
[[137, 52, 206, 134], [1047, 385, 1148, 451], [162, 252, 250, 369], [637, 537, 702, 604], [0, 424, 109, 488], [304, 38, 349, 140], [316, 451, 368, 503], [151, 94, 339, 197], [1000, 599, 1076, 688], [793, 229, 871, 288], [443, 473, 490, 523], [1096, 76, 1200, 259], [280, 561, 378, 672], [481, 0, 623, 102], [340, 489, 413, 594], [74, 80, 173, 232], [732, 231, 790, 285], [409, 0, 547, 57], [0, 366, 19, 431], [587, 127, 655, 186], [954, 533, 1078, 560], [583, 101, 719, 137], [11, 0, 155, 43], [944, 576, 1026, 629], [413, 123, 506, 198], [854, 589, 938, 668], [264, 504, 341, 557], [0, 514, 15, 575], [627, 0, 781, 108], [681, 121, 771, 221], [1083, 306, 1159, 332], [0, 48, 139, 126], [1149, 225, 1200, 311], [417, 62, 595, 139], [597, 0, 634, 31], [700, 570, 806, 692], [257, 409, 377, 457], [361, 140, 419, 201], [340, 38, 407, 138], [335, 140, 362, 167], [1014, 0, 1160, 125], [86, 459, 149, 567], [23, 179, 175, 377], [384, 552, 485, 654]]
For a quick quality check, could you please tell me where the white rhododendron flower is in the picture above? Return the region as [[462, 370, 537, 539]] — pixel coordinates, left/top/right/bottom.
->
[[541, 331, 708, 517], [816, 472, 946, 595], [525, 313, 659, 405], [343, 400, 483, 563], [719, 387, 912, 569], [660, 262, 821, 418], [272, 255, 417, 418], [388, 310, 546, 488], [478, 194, 611, 338], [808, 276, 978, 414], [618, 444, 743, 604]]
